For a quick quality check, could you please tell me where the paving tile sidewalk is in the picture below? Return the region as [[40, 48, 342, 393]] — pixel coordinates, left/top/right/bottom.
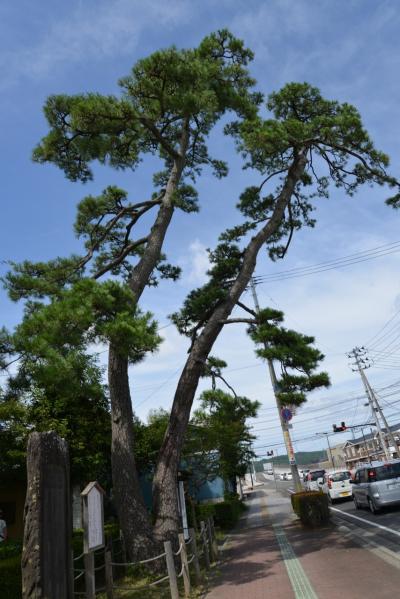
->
[[204, 485, 400, 599]]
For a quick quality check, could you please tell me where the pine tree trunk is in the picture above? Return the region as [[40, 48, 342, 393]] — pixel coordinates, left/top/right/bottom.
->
[[108, 136, 188, 554], [153, 152, 308, 540], [108, 344, 159, 559]]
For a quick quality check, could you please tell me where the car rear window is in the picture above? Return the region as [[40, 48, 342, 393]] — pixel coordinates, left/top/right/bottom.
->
[[310, 470, 325, 480], [330, 472, 351, 482], [374, 463, 400, 481]]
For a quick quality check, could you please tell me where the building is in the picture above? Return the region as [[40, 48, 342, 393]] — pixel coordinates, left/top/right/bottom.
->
[[343, 423, 400, 469]]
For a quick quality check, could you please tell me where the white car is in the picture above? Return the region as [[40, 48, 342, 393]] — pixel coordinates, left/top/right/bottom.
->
[[286, 472, 293, 481], [321, 470, 352, 503], [305, 469, 326, 491]]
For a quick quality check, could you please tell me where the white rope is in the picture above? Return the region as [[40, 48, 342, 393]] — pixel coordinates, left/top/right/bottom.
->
[[111, 550, 166, 567], [94, 563, 105, 572], [187, 554, 195, 564], [174, 543, 183, 556], [149, 575, 170, 587], [73, 571, 85, 581], [73, 552, 84, 561], [177, 563, 185, 578]]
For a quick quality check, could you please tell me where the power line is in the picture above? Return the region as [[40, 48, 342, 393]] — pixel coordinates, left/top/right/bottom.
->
[[253, 240, 400, 284]]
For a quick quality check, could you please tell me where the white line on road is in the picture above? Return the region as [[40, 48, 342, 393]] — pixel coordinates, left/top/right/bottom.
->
[[331, 507, 400, 538]]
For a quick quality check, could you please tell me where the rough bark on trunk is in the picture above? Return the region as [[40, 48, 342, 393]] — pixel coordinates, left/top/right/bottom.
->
[[152, 152, 308, 540], [22, 432, 72, 599], [109, 344, 160, 559], [108, 131, 188, 555]]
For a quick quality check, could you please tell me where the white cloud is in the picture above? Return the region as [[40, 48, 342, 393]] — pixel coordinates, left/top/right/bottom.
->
[[0, 0, 190, 90], [185, 240, 210, 285]]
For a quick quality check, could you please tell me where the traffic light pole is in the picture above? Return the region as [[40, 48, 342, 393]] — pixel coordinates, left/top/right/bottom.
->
[[250, 279, 302, 492]]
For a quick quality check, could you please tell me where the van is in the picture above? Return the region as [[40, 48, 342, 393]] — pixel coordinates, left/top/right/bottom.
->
[[305, 469, 326, 491], [352, 460, 400, 514]]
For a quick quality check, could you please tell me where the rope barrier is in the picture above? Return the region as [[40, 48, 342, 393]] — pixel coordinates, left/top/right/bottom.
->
[[94, 563, 105, 572], [73, 571, 85, 582], [113, 574, 169, 593], [111, 550, 166, 567], [149, 575, 170, 587], [174, 543, 183, 556], [73, 552, 84, 561], [187, 554, 195, 565], [177, 564, 185, 578]]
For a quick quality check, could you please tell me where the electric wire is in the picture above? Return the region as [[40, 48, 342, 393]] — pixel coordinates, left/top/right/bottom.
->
[[252, 241, 400, 284]]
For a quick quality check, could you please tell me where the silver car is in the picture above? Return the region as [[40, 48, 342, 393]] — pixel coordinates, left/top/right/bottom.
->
[[352, 460, 400, 514]]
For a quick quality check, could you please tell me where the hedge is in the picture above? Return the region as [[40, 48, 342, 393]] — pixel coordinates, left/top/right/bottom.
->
[[291, 491, 330, 527], [196, 496, 246, 530]]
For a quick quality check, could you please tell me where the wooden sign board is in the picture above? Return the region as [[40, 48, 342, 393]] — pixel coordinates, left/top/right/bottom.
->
[[81, 481, 105, 553]]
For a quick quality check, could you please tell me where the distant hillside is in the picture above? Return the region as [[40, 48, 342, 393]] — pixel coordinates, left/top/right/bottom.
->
[[254, 450, 327, 471]]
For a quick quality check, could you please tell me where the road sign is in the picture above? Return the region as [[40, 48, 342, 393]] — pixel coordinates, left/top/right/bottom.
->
[[281, 408, 293, 422]]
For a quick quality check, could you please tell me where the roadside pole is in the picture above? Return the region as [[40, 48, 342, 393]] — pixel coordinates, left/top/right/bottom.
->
[[250, 279, 302, 492], [350, 348, 391, 460]]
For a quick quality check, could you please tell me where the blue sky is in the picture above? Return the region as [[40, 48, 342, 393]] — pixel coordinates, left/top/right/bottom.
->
[[2, 0, 400, 456]]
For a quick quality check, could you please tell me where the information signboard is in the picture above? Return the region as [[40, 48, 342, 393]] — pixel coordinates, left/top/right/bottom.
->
[[81, 482, 105, 553]]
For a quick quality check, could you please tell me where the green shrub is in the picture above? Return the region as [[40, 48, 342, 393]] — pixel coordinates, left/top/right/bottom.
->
[[291, 491, 330, 527], [196, 497, 245, 530], [0, 555, 21, 599], [0, 540, 22, 561]]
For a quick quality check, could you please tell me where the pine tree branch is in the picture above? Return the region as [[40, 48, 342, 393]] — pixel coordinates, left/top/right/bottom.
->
[[236, 301, 257, 317], [93, 236, 149, 279]]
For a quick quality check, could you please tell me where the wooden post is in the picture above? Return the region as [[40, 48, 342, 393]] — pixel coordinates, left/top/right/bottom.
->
[[104, 550, 114, 599], [200, 521, 210, 570], [164, 541, 179, 599], [22, 432, 72, 599], [209, 517, 219, 560], [119, 529, 127, 577], [189, 528, 201, 585], [178, 533, 191, 597], [84, 553, 95, 599], [206, 518, 215, 562]]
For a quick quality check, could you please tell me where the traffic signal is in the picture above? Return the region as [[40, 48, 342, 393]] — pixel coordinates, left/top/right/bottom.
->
[[332, 422, 347, 432]]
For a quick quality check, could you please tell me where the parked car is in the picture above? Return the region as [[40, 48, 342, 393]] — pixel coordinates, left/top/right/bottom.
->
[[279, 472, 286, 480], [321, 470, 352, 503], [305, 469, 326, 491], [352, 460, 400, 514], [266, 469, 274, 475], [286, 472, 293, 481], [302, 469, 310, 482]]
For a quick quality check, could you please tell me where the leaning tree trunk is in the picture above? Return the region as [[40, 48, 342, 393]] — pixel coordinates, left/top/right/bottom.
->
[[108, 132, 188, 555], [152, 152, 308, 541]]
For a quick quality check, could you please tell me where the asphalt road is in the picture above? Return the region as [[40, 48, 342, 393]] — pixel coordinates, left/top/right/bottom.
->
[[257, 471, 400, 559]]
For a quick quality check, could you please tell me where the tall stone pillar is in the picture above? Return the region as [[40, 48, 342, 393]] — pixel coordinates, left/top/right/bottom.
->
[[22, 431, 72, 599]]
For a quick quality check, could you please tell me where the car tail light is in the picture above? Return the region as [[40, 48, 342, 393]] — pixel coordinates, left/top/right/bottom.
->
[[328, 478, 332, 489]]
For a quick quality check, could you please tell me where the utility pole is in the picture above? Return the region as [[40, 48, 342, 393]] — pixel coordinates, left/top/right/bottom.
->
[[316, 433, 335, 469], [348, 347, 398, 460], [250, 279, 302, 491]]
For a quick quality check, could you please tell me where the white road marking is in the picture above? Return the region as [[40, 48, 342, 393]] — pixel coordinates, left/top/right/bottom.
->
[[331, 507, 400, 538]]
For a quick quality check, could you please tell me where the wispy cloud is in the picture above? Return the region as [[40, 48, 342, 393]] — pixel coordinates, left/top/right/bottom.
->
[[0, 0, 189, 90], [184, 240, 210, 285]]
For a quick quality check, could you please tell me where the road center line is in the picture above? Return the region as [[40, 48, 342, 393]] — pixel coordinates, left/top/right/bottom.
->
[[331, 507, 400, 537]]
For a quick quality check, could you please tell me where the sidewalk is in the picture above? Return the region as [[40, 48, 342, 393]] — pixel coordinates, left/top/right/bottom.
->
[[205, 485, 400, 599]]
